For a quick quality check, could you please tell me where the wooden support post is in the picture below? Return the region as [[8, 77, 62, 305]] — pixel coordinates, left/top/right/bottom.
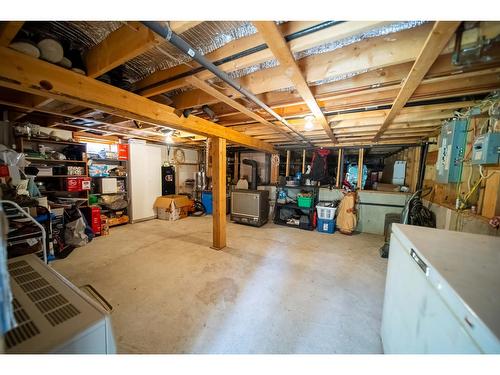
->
[[286, 150, 291, 177], [482, 167, 500, 218], [336, 148, 343, 188], [211, 137, 227, 250], [357, 148, 364, 190], [410, 147, 422, 192], [271, 153, 280, 184], [302, 149, 306, 174]]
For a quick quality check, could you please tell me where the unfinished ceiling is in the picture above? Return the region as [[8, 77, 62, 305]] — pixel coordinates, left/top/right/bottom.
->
[[1, 20, 499, 151]]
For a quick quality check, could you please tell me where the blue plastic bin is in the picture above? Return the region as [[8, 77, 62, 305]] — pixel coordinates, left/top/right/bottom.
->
[[201, 191, 213, 215], [317, 218, 335, 234]]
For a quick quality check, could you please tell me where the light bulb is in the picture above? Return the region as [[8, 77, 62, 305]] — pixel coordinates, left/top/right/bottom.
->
[[304, 115, 315, 131]]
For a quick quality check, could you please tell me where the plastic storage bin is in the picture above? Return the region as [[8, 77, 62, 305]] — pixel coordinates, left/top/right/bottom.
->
[[316, 203, 337, 220], [297, 195, 313, 208], [317, 218, 335, 234], [202, 191, 213, 214]]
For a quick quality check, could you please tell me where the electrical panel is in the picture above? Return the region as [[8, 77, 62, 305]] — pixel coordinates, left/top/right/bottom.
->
[[436, 119, 468, 184], [472, 132, 500, 165]]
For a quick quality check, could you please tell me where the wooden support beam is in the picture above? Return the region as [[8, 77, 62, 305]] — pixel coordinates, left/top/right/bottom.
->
[[0, 46, 275, 153], [0, 22, 24, 47], [357, 148, 364, 190], [482, 168, 500, 218], [169, 21, 203, 34], [85, 22, 159, 79], [286, 150, 291, 177], [410, 147, 422, 192], [211, 137, 227, 250], [373, 21, 461, 141], [271, 153, 279, 184], [247, 22, 336, 143], [186, 75, 296, 141], [336, 148, 343, 188], [135, 21, 388, 97]]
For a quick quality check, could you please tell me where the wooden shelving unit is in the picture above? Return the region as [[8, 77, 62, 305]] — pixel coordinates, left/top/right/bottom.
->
[[88, 157, 130, 227], [16, 137, 89, 204]]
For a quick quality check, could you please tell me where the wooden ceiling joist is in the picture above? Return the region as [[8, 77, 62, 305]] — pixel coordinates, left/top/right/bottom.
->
[[169, 21, 203, 34], [0, 47, 275, 153], [85, 22, 160, 79], [135, 21, 390, 98], [254, 21, 337, 143], [170, 22, 500, 112], [373, 21, 461, 141], [0, 22, 24, 47], [185, 75, 296, 141]]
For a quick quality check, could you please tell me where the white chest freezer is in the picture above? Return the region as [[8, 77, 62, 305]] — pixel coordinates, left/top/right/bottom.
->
[[381, 224, 500, 354], [3, 255, 116, 354]]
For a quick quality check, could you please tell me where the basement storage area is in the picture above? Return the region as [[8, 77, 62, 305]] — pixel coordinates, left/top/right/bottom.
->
[[1, 18, 500, 357]]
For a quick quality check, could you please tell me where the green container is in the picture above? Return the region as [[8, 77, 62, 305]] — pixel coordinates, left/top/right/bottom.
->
[[297, 195, 313, 208], [89, 194, 99, 205]]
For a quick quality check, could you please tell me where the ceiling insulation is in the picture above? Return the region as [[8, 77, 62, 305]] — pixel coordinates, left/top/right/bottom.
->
[[20, 21, 123, 51], [227, 21, 428, 84], [121, 21, 257, 83]]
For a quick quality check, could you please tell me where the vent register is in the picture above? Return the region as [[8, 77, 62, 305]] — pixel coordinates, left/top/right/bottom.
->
[[4, 256, 104, 353]]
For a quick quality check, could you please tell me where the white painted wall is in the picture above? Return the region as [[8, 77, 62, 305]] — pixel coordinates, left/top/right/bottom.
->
[[128, 142, 162, 222]]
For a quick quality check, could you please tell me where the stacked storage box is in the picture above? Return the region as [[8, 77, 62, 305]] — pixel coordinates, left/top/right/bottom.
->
[[316, 202, 337, 234]]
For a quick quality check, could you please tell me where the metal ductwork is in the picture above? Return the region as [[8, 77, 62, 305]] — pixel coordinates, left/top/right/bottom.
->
[[142, 21, 311, 146], [242, 159, 258, 190]]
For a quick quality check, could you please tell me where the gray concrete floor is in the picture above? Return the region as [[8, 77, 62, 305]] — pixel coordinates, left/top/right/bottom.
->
[[52, 216, 387, 354]]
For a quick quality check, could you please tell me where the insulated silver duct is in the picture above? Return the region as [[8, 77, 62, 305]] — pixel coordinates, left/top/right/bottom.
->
[[142, 21, 312, 146]]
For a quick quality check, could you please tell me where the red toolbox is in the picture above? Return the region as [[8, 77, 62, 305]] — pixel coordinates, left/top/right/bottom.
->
[[82, 206, 101, 235]]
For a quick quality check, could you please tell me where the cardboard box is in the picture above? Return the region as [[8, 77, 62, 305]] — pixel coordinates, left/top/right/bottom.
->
[[98, 177, 117, 193], [154, 195, 192, 221]]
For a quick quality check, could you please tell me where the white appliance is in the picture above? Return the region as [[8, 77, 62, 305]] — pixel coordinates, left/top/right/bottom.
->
[[128, 142, 162, 222], [98, 177, 118, 194], [3, 255, 116, 354], [381, 224, 500, 354], [391, 160, 406, 185]]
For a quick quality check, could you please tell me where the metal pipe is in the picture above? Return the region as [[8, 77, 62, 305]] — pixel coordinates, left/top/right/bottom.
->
[[137, 21, 341, 95], [142, 21, 311, 146], [242, 159, 258, 190]]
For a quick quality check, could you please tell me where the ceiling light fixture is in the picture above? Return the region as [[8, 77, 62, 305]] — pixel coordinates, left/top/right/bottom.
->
[[304, 115, 315, 131]]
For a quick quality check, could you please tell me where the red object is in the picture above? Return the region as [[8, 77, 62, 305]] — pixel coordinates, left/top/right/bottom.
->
[[66, 177, 81, 191], [66, 177, 91, 191], [0, 165, 9, 177], [117, 144, 129, 160], [82, 206, 101, 235]]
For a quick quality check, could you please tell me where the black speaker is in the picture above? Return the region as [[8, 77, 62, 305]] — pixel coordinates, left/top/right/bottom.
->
[[161, 166, 176, 195]]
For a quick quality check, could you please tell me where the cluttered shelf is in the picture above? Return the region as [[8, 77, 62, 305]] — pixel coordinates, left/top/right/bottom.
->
[[89, 158, 127, 163], [273, 218, 314, 231], [90, 175, 127, 178], [34, 175, 88, 178], [20, 137, 85, 147], [26, 158, 87, 164], [275, 203, 314, 211]]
